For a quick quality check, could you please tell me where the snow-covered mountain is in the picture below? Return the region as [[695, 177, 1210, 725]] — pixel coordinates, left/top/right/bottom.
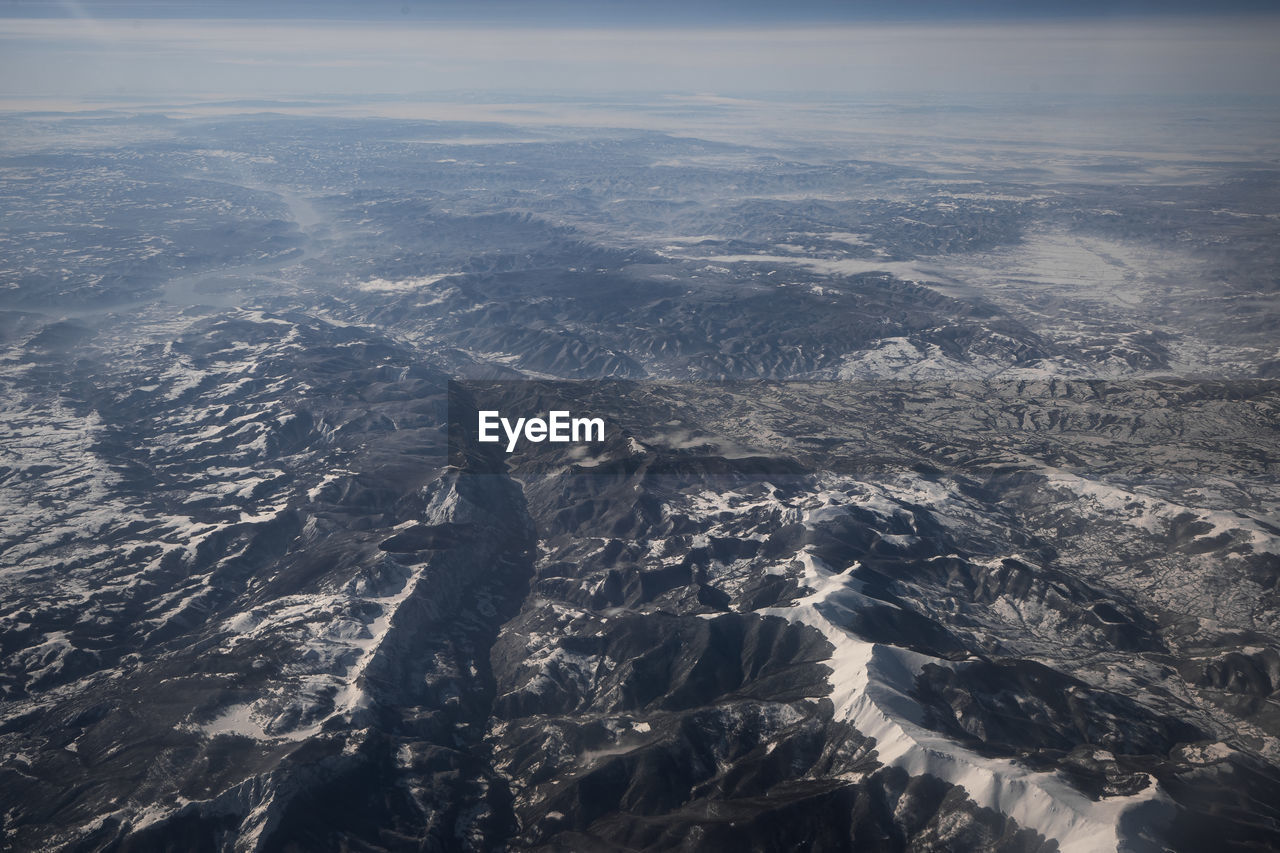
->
[[2, 105, 1279, 851]]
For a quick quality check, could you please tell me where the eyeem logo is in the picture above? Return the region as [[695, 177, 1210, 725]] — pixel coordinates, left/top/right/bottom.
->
[[478, 410, 605, 453]]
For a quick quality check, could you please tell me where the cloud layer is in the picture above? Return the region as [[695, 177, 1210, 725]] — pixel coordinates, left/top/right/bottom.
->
[[2, 16, 1279, 99]]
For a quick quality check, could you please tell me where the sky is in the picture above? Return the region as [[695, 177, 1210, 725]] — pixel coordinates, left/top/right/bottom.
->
[[1, 1, 1278, 102]]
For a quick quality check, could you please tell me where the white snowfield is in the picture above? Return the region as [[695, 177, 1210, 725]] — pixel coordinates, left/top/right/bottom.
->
[[767, 549, 1167, 853], [682, 484, 1177, 853]]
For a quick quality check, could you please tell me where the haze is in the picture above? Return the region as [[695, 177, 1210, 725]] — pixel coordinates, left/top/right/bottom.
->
[[2, 12, 1279, 102]]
